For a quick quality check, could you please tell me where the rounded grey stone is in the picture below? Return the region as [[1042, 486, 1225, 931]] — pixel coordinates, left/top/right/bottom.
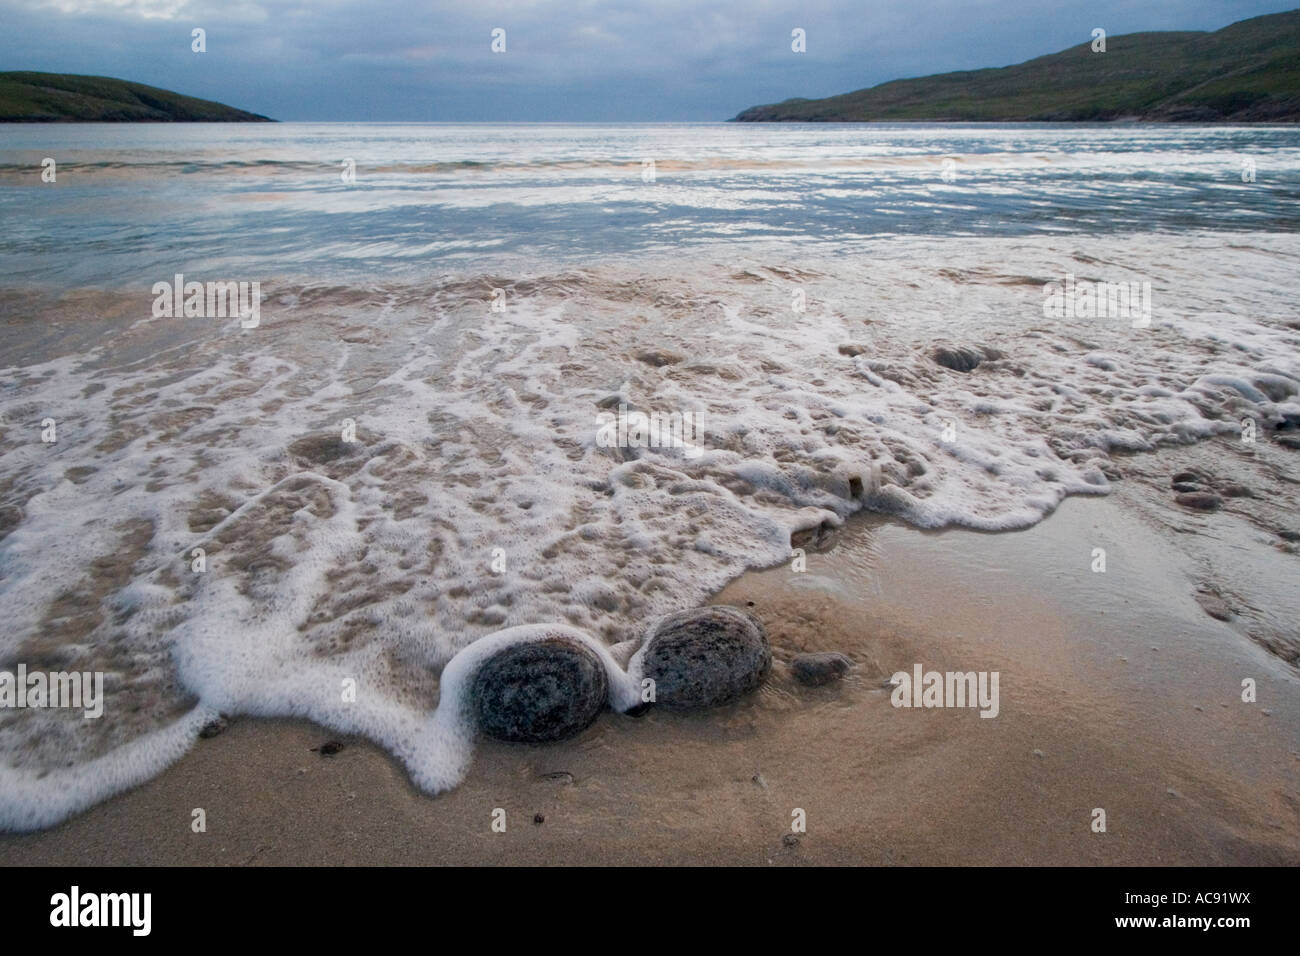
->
[[472, 638, 608, 743], [642, 605, 771, 710]]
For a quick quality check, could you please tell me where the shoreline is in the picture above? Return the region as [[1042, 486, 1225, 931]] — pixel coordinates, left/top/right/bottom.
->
[[3, 442, 1296, 866]]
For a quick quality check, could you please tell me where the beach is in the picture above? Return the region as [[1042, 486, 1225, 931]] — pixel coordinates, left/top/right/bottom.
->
[[2, 444, 1297, 865], [1, 123, 1298, 860]]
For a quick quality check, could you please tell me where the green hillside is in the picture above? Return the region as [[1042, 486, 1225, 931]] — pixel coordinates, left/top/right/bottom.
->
[[0, 72, 273, 122], [734, 9, 1300, 122]]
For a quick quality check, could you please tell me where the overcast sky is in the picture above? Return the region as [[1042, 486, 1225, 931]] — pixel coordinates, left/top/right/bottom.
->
[[2, 0, 1296, 120]]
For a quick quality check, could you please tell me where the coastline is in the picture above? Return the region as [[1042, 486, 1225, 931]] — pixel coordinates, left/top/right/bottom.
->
[[3, 441, 1296, 866]]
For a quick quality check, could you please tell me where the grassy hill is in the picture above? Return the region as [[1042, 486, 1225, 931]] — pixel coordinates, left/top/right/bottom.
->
[[0, 72, 273, 122], [734, 9, 1300, 122]]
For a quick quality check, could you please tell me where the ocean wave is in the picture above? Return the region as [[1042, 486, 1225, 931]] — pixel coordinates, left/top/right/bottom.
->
[[0, 232, 1297, 828]]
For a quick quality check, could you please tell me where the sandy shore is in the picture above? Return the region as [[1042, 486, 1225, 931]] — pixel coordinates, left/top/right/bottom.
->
[[2, 441, 1298, 866]]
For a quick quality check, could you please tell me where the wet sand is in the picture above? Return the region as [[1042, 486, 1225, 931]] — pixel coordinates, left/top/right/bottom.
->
[[3, 447, 1297, 866]]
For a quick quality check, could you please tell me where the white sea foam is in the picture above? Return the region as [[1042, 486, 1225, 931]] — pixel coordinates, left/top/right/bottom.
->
[[0, 231, 1297, 829]]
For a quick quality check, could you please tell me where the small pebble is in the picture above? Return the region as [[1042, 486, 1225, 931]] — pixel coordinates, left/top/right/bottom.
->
[[198, 716, 228, 739], [782, 833, 800, 848], [1175, 491, 1222, 511], [1195, 592, 1233, 621], [790, 651, 853, 686]]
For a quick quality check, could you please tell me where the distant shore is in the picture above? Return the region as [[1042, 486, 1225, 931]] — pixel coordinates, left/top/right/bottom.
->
[[734, 10, 1300, 124], [0, 72, 272, 123]]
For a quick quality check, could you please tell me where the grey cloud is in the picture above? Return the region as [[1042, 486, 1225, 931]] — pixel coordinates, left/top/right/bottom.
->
[[1, 0, 1294, 120]]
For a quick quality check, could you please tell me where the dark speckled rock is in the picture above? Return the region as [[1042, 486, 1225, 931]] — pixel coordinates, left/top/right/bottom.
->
[[472, 638, 608, 743], [642, 605, 771, 710]]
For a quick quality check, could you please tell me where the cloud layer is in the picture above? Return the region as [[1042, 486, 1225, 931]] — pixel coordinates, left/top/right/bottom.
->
[[2, 0, 1295, 120]]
